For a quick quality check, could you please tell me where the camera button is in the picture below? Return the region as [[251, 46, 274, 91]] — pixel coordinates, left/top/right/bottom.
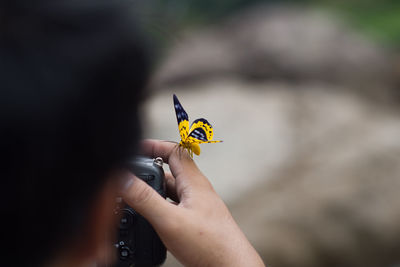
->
[[119, 209, 134, 229], [119, 246, 132, 260], [121, 249, 129, 257]]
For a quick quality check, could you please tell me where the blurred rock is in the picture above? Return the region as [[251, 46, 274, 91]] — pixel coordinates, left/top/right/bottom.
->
[[145, 4, 400, 267], [145, 81, 400, 267], [229, 87, 400, 267], [152, 5, 398, 104]]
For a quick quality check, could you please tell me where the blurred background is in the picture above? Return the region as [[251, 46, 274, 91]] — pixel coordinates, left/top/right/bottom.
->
[[139, 1, 400, 266]]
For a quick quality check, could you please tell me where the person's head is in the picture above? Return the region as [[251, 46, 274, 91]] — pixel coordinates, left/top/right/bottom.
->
[[1, 1, 151, 265]]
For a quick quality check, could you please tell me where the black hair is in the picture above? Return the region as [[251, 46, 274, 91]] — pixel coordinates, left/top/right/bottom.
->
[[0, 1, 151, 265]]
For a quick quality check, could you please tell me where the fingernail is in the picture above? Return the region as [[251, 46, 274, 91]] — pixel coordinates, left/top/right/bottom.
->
[[122, 177, 134, 192]]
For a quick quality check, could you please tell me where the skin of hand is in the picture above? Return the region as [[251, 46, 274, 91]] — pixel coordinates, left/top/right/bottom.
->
[[122, 139, 265, 267]]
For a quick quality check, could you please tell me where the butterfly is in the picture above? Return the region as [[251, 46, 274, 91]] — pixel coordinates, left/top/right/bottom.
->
[[173, 94, 222, 158]]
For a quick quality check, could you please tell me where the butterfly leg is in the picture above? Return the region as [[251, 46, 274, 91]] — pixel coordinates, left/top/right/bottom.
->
[[178, 144, 185, 160], [187, 147, 193, 159]]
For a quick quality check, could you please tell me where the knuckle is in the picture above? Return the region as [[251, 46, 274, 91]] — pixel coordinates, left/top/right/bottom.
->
[[128, 182, 154, 207]]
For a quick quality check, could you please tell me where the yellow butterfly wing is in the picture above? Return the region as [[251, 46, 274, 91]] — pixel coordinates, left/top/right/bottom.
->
[[188, 118, 213, 140], [173, 94, 189, 142], [173, 95, 222, 157], [187, 118, 223, 145]]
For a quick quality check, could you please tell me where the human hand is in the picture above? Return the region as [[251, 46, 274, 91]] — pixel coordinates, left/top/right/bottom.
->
[[122, 140, 265, 267]]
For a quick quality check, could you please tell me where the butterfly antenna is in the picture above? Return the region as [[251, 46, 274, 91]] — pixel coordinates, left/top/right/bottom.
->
[[161, 140, 179, 144]]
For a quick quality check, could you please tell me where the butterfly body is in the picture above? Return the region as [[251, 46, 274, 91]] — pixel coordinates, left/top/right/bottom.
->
[[179, 140, 201, 158], [173, 94, 222, 158]]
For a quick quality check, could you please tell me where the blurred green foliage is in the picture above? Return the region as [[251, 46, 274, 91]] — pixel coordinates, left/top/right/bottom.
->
[[149, 0, 400, 48], [310, 0, 400, 47]]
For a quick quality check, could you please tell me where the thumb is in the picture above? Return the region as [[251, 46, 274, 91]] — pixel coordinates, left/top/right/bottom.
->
[[122, 175, 174, 226]]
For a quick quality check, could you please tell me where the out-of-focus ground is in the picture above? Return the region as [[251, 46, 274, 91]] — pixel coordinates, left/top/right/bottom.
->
[[142, 5, 400, 267]]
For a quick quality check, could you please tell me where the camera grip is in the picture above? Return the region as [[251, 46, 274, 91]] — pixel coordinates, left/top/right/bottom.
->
[[114, 157, 167, 267]]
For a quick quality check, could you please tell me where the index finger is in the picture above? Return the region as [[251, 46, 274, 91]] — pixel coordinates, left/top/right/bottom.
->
[[140, 140, 184, 164], [140, 139, 210, 188]]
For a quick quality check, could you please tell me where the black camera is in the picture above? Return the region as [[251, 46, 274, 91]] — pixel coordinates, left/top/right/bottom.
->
[[114, 156, 167, 267]]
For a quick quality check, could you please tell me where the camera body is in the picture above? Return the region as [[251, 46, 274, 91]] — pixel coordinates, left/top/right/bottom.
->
[[114, 157, 167, 267]]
